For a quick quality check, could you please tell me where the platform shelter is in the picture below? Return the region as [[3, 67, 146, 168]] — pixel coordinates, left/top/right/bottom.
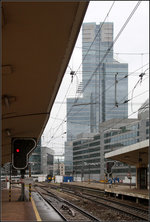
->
[[105, 140, 149, 189]]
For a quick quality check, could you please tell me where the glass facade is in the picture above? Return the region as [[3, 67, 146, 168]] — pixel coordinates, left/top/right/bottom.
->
[[72, 110, 149, 181], [65, 22, 128, 175], [66, 22, 128, 141], [64, 141, 73, 175], [72, 134, 101, 180], [82, 22, 128, 128], [104, 123, 139, 152]]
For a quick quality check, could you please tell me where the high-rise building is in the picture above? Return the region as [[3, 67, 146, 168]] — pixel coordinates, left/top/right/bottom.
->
[[66, 22, 128, 140], [65, 22, 128, 175]]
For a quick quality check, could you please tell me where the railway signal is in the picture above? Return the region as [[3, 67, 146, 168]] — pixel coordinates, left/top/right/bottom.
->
[[106, 161, 114, 174], [12, 138, 36, 170]]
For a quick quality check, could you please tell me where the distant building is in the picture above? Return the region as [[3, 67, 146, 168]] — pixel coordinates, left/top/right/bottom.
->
[[59, 163, 65, 176], [64, 141, 73, 175], [41, 147, 54, 176], [29, 140, 42, 174], [29, 140, 54, 175], [72, 100, 149, 181], [53, 155, 65, 176]]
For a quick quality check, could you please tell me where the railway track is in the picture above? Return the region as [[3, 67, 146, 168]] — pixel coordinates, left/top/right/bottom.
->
[[34, 184, 100, 221], [59, 184, 149, 221], [60, 183, 104, 194]]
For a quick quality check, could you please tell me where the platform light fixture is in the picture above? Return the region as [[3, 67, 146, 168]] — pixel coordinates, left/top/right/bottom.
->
[[5, 129, 11, 137]]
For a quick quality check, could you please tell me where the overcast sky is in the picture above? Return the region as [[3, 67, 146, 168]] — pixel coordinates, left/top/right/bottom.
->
[[42, 1, 149, 154]]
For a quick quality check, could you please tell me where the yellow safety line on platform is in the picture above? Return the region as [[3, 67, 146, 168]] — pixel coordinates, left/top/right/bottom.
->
[[31, 197, 42, 221]]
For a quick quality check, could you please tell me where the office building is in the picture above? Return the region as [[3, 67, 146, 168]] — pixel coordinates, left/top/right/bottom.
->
[[41, 147, 54, 176], [72, 100, 149, 181], [29, 140, 54, 175], [66, 22, 128, 139], [65, 22, 128, 174], [29, 140, 42, 174], [65, 141, 73, 175]]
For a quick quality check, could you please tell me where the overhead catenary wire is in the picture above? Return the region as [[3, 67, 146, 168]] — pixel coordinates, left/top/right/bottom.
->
[[46, 62, 148, 145], [74, 1, 116, 77], [63, 1, 116, 101], [100, 104, 149, 134], [63, 89, 149, 131], [44, 88, 148, 144], [53, 63, 149, 106], [44, 103, 149, 146], [75, 46, 149, 55], [49, 70, 73, 129], [116, 66, 149, 105], [44, 1, 116, 141], [68, 64, 149, 118], [70, 102, 149, 154], [73, 1, 116, 100], [68, 0, 142, 109], [44, 1, 143, 146], [130, 68, 149, 112]]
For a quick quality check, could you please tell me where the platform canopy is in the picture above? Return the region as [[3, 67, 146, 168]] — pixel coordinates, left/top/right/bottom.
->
[[2, 1, 89, 165], [105, 140, 149, 167]]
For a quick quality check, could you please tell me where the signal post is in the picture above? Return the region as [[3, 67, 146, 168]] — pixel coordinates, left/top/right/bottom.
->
[[11, 138, 36, 201]]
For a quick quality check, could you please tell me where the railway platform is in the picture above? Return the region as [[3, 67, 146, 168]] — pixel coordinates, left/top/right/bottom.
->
[[1, 185, 65, 221], [104, 183, 149, 202], [1, 187, 37, 221]]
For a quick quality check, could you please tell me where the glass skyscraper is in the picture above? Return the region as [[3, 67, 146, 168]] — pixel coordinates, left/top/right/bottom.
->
[[65, 22, 128, 175]]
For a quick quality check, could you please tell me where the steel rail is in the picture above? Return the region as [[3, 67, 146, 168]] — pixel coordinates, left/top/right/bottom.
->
[[82, 192, 149, 214], [60, 183, 104, 194], [35, 183, 149, 221], [60, 186, 148, 221], [35, 185, 101, 221], [34, 187, 68, 221]]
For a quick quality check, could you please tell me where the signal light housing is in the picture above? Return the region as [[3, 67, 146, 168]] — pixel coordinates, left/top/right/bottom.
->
[[106, 161, 114, 174], [12, 138, 36, 169]]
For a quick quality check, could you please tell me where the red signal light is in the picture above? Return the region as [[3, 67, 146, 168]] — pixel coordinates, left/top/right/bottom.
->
[[16, 149, 20, 152]]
